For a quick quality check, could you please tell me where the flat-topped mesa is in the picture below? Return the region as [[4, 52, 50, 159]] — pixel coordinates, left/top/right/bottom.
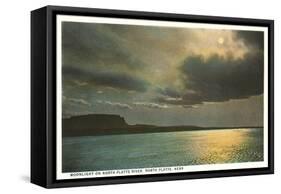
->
[[62, 114, 129, 136]]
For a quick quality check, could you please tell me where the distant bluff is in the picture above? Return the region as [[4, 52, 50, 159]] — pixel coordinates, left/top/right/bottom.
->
[[62, 114, 204, 137], [63, 114, 129, 133]]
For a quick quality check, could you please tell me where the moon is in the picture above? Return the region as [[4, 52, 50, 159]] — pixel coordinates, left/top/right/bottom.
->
[[218, 37, 224, 45]]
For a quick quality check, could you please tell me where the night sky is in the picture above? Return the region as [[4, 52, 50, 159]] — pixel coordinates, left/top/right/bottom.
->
[[61, 21, 264, 127]]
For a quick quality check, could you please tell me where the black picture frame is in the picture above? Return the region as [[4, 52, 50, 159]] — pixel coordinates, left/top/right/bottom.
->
[[31, 5, 274, 188]]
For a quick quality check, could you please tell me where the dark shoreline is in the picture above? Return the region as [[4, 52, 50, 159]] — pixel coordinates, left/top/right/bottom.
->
[[62, 113, 262, 137], [63, 125, 263, 137]]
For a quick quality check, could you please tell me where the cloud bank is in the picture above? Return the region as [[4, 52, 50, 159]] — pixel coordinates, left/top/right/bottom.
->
[[61, 21, 265, 126], [63, 66, 149, 92], [158, 51, 264, 106]]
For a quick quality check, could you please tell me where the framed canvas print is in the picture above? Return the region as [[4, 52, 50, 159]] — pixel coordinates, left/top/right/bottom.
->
[[31, 5, 274, 188]]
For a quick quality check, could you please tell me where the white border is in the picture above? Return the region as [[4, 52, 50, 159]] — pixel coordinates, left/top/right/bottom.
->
[[56, 15, 269, 180]]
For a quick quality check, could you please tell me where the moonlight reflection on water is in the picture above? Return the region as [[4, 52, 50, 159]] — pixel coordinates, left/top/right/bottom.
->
[[62, 128, 263, 172]]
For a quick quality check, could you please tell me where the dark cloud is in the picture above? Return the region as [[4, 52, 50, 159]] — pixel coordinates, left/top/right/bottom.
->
[[236, 31, 264, 50], [158, 52, 264, 106], [63, 66, 149, 92], [157, 87, 182, 98], [62, 22, 146, 70]]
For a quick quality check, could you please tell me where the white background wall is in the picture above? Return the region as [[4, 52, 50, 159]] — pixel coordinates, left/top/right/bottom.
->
[[0, 0, 279, 193]]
